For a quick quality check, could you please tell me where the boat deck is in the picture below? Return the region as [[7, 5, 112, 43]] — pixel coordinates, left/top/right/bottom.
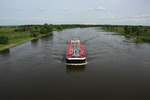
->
[[66, 40, 87, 65]]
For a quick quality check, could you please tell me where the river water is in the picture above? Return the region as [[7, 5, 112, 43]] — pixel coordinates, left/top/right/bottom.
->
[[0, 27, 150, 100]]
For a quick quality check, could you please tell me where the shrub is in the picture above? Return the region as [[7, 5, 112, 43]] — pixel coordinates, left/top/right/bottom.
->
[[30, 33, 39, 37], [0, 36, 9, 44]]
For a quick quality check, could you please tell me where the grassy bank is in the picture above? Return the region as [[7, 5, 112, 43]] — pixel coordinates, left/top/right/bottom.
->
[[102, 25, 150, 43], [0, 34, 50, 52], [0, 24, 53, 52]]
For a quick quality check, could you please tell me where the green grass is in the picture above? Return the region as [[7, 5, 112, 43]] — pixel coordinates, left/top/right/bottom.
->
[[0, 37, 33, 51], [0, 27, 34, 51], [102, 26, 150, 43]]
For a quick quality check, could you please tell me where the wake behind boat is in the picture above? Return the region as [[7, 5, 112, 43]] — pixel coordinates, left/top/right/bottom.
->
[[66, 40, 87, 65]]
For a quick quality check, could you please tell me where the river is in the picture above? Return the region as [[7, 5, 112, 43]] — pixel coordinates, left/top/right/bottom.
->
[[0, 27, 150, 100]]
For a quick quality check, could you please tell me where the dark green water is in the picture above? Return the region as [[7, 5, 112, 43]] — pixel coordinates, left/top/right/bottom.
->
[[0, 28, 150, 100]]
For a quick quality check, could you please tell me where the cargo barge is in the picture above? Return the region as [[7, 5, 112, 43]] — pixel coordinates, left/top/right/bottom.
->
[[66, 40, 87, 65]]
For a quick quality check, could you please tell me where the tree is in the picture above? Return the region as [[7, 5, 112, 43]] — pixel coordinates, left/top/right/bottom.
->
[[124, 26, 130, 34], [40, 24, 53, 34]]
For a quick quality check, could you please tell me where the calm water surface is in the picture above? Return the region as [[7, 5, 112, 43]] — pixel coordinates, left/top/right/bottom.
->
[[0, 28, 150, 100]]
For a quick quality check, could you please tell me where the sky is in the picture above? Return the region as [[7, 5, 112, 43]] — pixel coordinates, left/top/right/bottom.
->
[[0, 0, 150, 25]]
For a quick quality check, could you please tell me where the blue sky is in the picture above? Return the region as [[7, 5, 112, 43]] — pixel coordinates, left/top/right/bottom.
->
[[0, 0, 150, 25]]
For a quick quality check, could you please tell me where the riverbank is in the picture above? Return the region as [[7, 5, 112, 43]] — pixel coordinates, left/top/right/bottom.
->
[[0, 33, 50, 52], [102, 25, 150, 43], [0, 25, 52, 52]]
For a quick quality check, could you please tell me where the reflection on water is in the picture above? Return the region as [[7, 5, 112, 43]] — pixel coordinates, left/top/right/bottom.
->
[[31, 39, 39, 47], [0, 49, 10, 56], [66, 65, 86, 72], [31, 38, 39, 42]]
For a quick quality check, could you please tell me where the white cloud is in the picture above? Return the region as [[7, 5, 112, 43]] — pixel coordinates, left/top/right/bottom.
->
[[62, 8, 69, 11], [87, 8, 94, 11], [106, 14, 150, 21], [95, 6, 106, 11], [87, 6, 106, 12], [39, 8, 45, 11], [126, 15, 150, 19]]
